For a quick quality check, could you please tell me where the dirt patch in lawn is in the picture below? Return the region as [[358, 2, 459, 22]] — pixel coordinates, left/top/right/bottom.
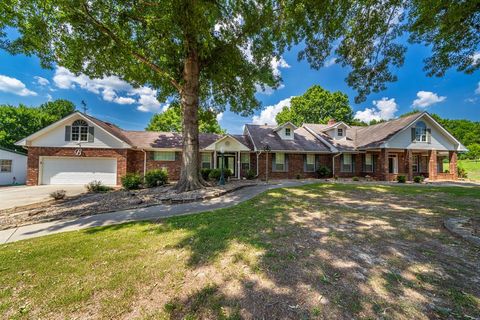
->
[[0, 180, 256, 230]]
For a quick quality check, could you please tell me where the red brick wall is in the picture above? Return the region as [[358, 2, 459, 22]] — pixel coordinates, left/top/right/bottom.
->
[[26, 147, 128, 186], [127, 150, 145, 174], [255, 153, 332, 180], [145, 151, 182, 181]]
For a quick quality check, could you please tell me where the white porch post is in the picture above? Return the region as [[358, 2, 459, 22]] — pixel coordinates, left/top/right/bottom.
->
[[237, 151, 241, 179], [213, 150, 217, 169]]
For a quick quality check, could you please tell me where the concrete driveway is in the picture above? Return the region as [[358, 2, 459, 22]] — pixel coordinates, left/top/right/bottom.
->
[[0, 185, 87, 210]]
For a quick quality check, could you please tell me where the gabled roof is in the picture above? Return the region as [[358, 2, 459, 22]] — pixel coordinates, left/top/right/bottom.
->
[[123, 131, 222, 150], [244, 124, 331, 152], [302, 123, 357, 151], [273, 122, 297, 132]]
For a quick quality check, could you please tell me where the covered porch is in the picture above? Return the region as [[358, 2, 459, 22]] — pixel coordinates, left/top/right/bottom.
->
[[371, 149, 458, 181]]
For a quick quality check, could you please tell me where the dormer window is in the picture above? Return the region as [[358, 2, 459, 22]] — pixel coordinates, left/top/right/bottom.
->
[[71, 120, 89, 142], [285, 128, 291, 137], [337, 128, 344, 137]]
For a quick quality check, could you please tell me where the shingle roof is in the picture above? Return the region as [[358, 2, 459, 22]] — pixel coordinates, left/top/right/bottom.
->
[[245, 124, 331, 152], [122, 131, 223, 149], [84, 114, 134, 146]]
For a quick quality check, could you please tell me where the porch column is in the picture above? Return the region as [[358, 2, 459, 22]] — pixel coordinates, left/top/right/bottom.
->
[[428, 150, 437, 181], [237, 151, 241, 179], [449, 151, 458, 180], [380, 149, 389, 180], [213, 150, 217, 169], [406, 149, 413, 181]]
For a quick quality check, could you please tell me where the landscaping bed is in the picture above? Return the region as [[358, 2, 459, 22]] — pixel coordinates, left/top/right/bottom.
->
[[0, 180, 257, 230]]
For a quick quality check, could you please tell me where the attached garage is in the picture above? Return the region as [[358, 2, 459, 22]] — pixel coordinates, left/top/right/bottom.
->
[[40, 157, 117, 185]]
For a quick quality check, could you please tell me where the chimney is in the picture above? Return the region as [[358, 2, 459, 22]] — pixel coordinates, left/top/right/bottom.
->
[[328, 119, 336, 126]]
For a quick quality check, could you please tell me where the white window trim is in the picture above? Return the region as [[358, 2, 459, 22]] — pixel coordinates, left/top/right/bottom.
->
[[201, 153, 212, 169], [285, 128, 291, 136], [364, 154, 373, 172], [304, 154, 315, 172], [337, 128, 344, 137], [341, 154, 353, 173], [71, 120, 89, 142], [273, 153, 287, 172]]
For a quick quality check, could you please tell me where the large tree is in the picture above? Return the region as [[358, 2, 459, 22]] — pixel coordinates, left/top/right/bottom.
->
[[2, 0, 477, 191], [0, 99, 76, 152], [146, 103, 225, 134], [275, 85, 353, 126]]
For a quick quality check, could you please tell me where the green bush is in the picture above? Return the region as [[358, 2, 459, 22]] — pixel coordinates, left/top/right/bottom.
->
[[244, 169, 256, 180], [316, 165, 331, 178], [352, 176, 359, 181], [413, 176, 424, 183], [121, 173, 142, 190], [86, 180, 112, 193], [397, 175, 407, 183], [458, 166, 468, 179], [145, 169, 168, 188], [201, 168, 212, 181], [208, 168, 232, 181]]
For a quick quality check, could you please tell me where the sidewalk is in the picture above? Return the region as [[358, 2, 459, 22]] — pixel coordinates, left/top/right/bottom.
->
[[0, 180, 317, 244]]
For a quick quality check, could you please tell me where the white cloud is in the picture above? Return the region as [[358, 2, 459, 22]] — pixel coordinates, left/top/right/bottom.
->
[[354, 97, 398, 123], [475, 82, 480, 95], [216, 112, 223, 122], [46, 93, 53, 101], [53, 66, 165, 112], [0, 75, 37, 96], [472, 52, 480, 66], [271, 57, 290, 77], [34, 76, 50, 86], [412, 91, 446, 108], [324, 57, 336, 67], [252, 97, 293, 125]]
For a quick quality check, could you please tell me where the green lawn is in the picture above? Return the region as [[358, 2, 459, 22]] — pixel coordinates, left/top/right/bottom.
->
[[1, 183, 479, 319], [458, 159, 480, 181]]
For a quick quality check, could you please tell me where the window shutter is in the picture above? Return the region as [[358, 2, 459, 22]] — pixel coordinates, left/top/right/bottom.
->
[[411, 127, 416, 142], [65, 126, 71, 141], [175, 152, 180, 161], [88, 126, 94, 142], [303, 154, 307, 172], [285, 154, 289, 171], [271, 153, 275, 171], [149, 151, 155, 160], [352, 154, 355, 172], [426, 128, 432, 143]]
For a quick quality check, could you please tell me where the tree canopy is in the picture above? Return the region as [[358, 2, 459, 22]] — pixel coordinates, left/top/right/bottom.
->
[[2, 0, 477, 190], [275, 85, 353, 126], [0, 99, 76, 152], [146, 104, 225, 134]]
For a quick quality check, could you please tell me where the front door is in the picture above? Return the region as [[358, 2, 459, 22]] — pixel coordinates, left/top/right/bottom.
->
[[388, 155, 398, 174], [217, 154, 236, 177]]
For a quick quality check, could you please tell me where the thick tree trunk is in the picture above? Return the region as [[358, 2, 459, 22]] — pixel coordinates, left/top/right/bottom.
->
[[175, 49, 207, 192]]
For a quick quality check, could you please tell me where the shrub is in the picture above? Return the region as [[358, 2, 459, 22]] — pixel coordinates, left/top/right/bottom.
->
[[50, 190, 66, 200], [208, 168, 233, 181], [413, 175, 424, 183], [145, 169, 168, 188], [458, 166, 468, 179], [244, 169, 256, 180], [352, 176, 359, 181], [397, 175, 407, 183], [121, 173, 142, 190], [316, 165, 331, 178], [296, 174, 302, 179], [201, 168, 212, 181], [86, 180, 112, 193]]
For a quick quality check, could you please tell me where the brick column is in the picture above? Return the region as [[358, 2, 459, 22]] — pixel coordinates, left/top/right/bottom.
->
[[406, 149, 413, 181], [379, 149, 389, 180], [449, 151, 458, 180], [428, 150, 438, 181], [355, 153, 362, 176]]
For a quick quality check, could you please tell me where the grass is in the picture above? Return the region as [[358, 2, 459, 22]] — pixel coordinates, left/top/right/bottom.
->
[[1, 183, 480, 319], [458, 159, 480, 181]]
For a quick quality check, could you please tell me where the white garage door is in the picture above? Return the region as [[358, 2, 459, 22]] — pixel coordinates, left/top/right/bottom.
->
[[41, 157, 117, 185]]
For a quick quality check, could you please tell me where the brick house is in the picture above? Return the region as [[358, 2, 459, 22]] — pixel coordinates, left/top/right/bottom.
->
[[15, 111, 466, 186]]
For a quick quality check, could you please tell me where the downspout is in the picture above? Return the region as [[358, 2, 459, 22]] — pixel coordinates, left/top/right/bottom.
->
[[255, 151, 262, 177], [142, 149, 147, 179], [332, 153, 341, 178]]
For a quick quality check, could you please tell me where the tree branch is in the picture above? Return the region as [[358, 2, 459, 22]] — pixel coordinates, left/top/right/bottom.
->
[[81, 3, 182, 92]]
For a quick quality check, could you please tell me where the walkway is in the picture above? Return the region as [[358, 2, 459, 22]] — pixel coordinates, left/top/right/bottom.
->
[[0, 180, 316, 244]]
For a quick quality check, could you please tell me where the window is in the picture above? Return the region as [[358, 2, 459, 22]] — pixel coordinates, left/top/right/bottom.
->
[[412, 155, 419, 172], [201, 153, 211, 169], [71, 120, 89, 142], [305, 154, 315, 172], [414, 121, 427, 142], [241, 153, 250, 171], [364, 154, 373, 172], [273, 153, 286, 172], [285, 128, 291, 137], [341, 154, 352, 172], [154, 151, 176, 161], [337, 128, 343, 137], [0, 160, 12, 172]]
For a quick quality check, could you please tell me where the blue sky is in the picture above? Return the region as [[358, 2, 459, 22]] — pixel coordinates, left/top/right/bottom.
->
[[0, 41, 479, 134]]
